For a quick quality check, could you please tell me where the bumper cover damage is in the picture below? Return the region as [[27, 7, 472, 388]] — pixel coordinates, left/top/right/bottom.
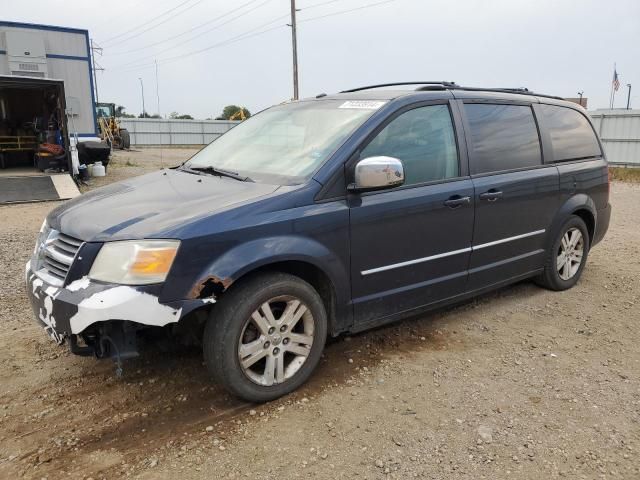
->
[[25, 261, 189, 348]]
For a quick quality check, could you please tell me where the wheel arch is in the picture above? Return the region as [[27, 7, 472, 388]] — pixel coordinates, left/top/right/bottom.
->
[[547, 194, 597, 249], [184, 236, 351, 335]]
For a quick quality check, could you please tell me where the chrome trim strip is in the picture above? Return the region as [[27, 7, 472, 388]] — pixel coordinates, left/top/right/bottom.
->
[[361, 247, 472, 276], [472, 229, 546, 250], [361, 229, 546, 276]]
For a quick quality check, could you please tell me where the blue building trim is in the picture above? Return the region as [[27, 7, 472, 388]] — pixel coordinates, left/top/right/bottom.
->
[[0, 20, 88, 35], [46, 53, 90, 61], [84, 33, 99, 135], [0, 49, 5, 55]]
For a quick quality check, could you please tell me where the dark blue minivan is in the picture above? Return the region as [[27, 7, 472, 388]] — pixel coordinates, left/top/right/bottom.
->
[[26, 82, 611, 402]]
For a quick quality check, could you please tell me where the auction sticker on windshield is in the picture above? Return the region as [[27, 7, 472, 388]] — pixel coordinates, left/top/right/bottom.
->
[[339, 100, 387, 109]]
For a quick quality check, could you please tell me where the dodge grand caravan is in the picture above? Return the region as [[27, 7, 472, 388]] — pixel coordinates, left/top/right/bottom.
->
[[26, 82, 611, 402]]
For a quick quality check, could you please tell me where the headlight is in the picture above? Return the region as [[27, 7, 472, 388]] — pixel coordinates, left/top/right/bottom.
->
[[89, 240, 180, 285], [34, 219, 50, 255]]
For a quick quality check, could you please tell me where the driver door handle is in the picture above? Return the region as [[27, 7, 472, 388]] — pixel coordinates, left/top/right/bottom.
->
[[443, 195, 471, 208]]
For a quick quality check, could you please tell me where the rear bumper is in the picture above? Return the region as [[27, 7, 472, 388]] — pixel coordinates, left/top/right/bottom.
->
[[25, 261, 203, 344], [593, 203, 611, 246]]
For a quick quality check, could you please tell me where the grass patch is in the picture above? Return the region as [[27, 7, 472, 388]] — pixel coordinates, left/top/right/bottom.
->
[[610, 167, 640, 183], [124, 159, 139, 167]]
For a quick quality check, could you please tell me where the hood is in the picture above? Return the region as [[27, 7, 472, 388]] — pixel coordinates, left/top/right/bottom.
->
[[49, 169, 280, 241]]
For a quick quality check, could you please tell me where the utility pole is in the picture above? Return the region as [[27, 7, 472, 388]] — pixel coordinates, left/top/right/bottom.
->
[[138, 77, 146, 117], [626, 84, 632, 110], [577, 90, 584, 107], [90, 39, 103, 104], [289, 0, 299, 100]]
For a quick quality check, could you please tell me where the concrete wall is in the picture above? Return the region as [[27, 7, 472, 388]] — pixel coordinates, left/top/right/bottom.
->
[[590, 110, 640, 166], [119, 118, 238, 146]]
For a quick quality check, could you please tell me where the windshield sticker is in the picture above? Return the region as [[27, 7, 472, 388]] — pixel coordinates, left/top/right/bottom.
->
[[339, 100, 387, 110]]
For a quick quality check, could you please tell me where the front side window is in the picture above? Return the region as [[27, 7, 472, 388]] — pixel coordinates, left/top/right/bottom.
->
[[539, 104, 601, 161], [464, 103, 541, 174], [184, 100, 379, 184], [359, 104, 459, 186]]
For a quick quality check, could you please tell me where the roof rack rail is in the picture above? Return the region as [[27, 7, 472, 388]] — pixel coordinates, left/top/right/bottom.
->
[[414, 84, 564, 101], [340, 82, 565, 101], [446, 86, 564, 101], [341, 81, 458, 93]]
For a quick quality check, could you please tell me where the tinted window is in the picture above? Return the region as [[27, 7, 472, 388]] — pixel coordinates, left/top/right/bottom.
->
[[540, 104, 601, 161], [360, 105, 458, 185], [464, 104, 541, 174]]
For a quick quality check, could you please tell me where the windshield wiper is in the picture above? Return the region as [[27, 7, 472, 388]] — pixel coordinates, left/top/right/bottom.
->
[[187, 166, 253, 182]]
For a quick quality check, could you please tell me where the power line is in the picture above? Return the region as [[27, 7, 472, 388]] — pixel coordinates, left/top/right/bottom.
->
[[111, 6, 287, 71], [103, 0, 208, 47], [299, 0, 396, 24], [101, 0, 196, 44], [110, 0, 398, 73], [107, 0, 262, 56]]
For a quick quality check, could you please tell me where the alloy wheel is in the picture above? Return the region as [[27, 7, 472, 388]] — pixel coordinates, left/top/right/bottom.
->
[[557, 227, 584, 281], [237, 295, 315, 386]]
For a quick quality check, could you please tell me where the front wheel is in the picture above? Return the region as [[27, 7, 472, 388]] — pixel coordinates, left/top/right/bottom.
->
[[203, 273, 327, 402], [536, 215, 590, 291]]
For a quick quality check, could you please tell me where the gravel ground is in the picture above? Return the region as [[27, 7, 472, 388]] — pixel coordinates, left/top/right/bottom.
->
[[0, 148, 638, 479]]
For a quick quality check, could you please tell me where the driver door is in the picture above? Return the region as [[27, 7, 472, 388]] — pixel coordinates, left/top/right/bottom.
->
[[348, 102, 474, 327]]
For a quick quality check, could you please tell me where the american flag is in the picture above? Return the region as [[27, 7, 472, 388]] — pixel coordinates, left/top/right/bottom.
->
[[613, 69, 620, 91]]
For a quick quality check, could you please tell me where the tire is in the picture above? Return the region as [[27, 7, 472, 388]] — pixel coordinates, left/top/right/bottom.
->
[[535, 215, 590, 291], [203, 272, 327, 402], [119, 129, 131, 149]]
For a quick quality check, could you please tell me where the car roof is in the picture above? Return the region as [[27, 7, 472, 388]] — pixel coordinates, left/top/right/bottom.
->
[[305, 83, 581, 110]]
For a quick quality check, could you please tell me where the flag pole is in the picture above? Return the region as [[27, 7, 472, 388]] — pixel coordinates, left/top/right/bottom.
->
[[610, 63, 616, 109]]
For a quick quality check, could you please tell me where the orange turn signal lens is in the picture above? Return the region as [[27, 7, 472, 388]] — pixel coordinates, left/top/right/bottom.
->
[[131, 248, 178, 275]]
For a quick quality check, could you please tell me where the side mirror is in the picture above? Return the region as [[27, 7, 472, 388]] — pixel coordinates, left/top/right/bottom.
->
[[349, 156, 405, 192]]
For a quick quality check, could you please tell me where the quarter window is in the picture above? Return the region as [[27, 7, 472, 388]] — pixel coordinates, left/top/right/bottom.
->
[[539, 104, 601, 161], [464, 104, 542, 174], [360, 105, 459, 186]]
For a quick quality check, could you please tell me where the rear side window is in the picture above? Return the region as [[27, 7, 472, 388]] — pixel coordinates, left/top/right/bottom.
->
[[539, 104, 601, 161], [360, 104, 458, 185], [464, 104, 541, 174]]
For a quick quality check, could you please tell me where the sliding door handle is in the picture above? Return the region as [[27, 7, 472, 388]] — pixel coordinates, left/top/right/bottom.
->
[[479, 190, 503, 202]]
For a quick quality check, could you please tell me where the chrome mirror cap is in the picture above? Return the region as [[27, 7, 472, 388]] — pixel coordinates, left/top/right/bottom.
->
[[351, 156, 405, 191]]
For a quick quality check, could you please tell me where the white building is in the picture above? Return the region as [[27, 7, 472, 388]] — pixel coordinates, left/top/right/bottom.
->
[[0, 20, 98, 138]]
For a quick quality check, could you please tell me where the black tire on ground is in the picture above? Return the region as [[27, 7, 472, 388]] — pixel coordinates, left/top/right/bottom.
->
[[203, 272, 328, 403], [119, 129, 131, 149], [535, 215, 590, 291]]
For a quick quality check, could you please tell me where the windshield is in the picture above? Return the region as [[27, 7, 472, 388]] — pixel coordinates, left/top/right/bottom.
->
[[183, 100, 382, 184]]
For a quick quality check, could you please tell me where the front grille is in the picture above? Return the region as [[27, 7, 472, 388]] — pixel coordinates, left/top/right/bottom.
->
[[34, 229, 83, 286]]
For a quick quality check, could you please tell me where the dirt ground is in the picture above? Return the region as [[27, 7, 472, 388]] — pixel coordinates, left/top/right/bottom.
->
[[0, 148, 639, 480]]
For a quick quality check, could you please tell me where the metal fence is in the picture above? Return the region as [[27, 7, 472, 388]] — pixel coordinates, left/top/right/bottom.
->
[[120, 112, 640, 166], [119, 118, 238, 146], [590, 110, 640, 166]]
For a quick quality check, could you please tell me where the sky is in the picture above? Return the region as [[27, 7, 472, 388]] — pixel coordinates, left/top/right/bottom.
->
[[3, 0, 639, 119]]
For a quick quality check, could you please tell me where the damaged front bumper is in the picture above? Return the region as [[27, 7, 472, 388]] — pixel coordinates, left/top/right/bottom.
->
[[25, 261, 204, 355]]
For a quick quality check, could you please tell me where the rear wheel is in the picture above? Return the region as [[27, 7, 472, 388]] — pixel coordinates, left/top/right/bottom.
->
[[203, 273, 327, 402], [536, 215, 590, 291], [119, 129, 130, 149]]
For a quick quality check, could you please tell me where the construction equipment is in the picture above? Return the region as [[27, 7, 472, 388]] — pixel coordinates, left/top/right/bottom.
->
[[95, 103, 130, 149], [229, 108, 248, 121]]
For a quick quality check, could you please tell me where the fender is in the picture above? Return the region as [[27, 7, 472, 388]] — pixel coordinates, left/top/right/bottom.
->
[[182, 235, 351, 329], [545, 193, 596, 250]]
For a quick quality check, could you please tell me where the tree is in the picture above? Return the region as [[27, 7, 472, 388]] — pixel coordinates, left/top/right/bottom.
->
[[219, 105, 251, 120], [115, 105, 135, 118], [169, 111, 194, 120], [138, 112, 162, 119]]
